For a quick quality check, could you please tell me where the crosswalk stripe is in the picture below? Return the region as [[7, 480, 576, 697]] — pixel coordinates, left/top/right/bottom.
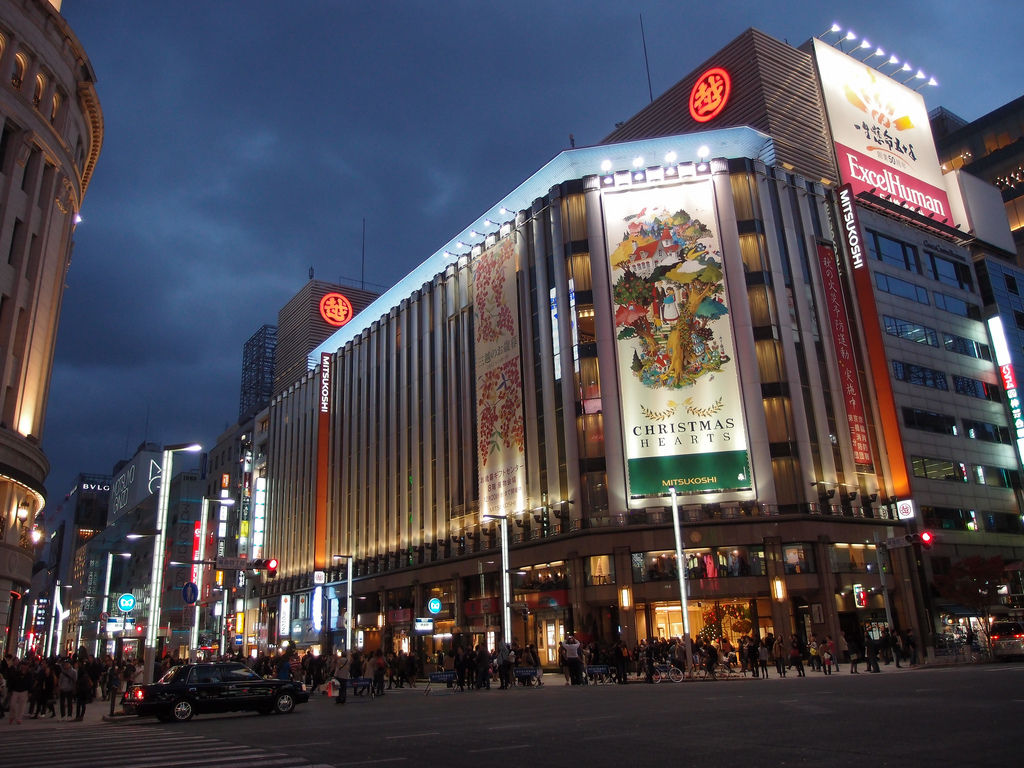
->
[[0, 730, 328, 768]]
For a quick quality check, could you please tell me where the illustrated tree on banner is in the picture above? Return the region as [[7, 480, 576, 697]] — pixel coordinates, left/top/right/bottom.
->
[[610, 207, 730, 393]]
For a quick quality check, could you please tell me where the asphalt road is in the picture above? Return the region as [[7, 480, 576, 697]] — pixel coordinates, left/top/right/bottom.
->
[[3, 664, 1020, 767]]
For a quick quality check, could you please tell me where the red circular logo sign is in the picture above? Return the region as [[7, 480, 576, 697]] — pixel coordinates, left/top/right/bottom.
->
[[689, 67, 731, 123], [319, 292, 354, 327]]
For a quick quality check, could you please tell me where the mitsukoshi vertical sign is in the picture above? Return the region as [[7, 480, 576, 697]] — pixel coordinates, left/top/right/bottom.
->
[[603, 181, 749, 496], [474, 234, 526, 519]]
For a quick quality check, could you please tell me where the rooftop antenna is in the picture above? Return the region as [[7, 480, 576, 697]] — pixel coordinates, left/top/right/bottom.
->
[[361, 218, 366, 290], [309, 266, 314, 280], [640, 13, 653, 104]]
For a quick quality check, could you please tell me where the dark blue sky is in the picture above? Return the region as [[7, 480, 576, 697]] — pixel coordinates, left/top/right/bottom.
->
[[44, 1, 1024, 501]]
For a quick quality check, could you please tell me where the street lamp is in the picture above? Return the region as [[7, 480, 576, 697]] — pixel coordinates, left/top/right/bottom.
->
[[332, 555, 354, 653], [482, 513, 520, 645], [669, 488, 693, 671], [96, 552, 131, 656], [144, 442, 202, 683]]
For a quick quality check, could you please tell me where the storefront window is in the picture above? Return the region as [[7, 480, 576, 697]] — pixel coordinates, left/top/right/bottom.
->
[[632, 551, 678, 582], [635, 547, 765, 582], [783, 543, 816, 574], [830, 543, 877, 573], [583, 555, 615, 585], [514, 561, 570, 592]]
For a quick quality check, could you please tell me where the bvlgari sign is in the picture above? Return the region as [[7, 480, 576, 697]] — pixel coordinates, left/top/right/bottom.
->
[[813, 39, 951, 219]]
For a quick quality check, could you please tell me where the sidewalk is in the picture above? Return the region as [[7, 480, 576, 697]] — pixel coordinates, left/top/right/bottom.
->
[[1, 696, 117, 731]]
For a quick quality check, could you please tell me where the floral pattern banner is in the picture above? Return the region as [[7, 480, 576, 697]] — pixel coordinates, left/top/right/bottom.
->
[[474, 234, 526, 520], [602, 182, 750, 496]]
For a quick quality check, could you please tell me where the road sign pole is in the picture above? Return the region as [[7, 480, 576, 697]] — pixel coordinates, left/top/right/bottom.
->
[[874, 532, 895, 630]]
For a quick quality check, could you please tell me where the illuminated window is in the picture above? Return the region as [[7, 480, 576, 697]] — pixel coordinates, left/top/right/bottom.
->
[[884, 315, 937, 346], [892, 360, 948, 390], [33, 73, 45, 109], [12, 52, 27, 91], [912, 455, 967, 483], [782, 544, 816, 574]]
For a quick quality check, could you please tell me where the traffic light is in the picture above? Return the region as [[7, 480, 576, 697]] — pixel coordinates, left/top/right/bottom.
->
[[905, 532, 940, 550], [251, 558, 279, 577]]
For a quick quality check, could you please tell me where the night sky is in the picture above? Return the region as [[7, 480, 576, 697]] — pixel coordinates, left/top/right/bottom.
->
[[44, 1, 1024, 503]]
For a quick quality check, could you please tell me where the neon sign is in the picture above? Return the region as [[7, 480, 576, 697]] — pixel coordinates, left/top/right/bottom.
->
[[319, 292, 354, 327], [689, 67, 731, 123]]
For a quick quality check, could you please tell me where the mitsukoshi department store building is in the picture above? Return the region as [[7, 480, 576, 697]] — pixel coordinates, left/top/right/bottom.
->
[[260, 28, 1023, 663]]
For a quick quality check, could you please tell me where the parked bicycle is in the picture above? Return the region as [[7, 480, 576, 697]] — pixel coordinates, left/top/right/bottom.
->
[[651, 663, 684, 683]]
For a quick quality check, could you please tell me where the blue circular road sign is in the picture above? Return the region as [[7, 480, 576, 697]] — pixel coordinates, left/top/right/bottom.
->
[[427, 597, 442, 614], [182, 582, 199, 604], [117, 593, 136, 612]]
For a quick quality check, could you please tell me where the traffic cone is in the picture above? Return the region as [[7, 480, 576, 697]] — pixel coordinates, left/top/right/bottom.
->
[[326, 679, 333, 697]]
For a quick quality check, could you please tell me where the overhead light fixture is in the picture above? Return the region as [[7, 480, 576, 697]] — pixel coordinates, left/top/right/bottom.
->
[[600, 159, 612, 172], [632, 156, 644, 168], [664, 151, 677, 163], [697, 145, 710, 159], [845, 30, 857, 41]]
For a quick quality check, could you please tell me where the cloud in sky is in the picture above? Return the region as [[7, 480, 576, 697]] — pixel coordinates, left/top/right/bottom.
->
[[45, 0, 1024, 498]]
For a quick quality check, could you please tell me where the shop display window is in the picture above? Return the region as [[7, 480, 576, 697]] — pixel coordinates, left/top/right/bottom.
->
[[783, 543, 816, 574], [514, 561, 570, 592], [830, 543, 876, 573], [583, 555, 615, 585]]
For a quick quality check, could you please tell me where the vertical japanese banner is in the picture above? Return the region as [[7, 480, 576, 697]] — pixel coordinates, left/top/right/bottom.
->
[[475, 234, 526, 520], [816, 242, 873, 470], [603, 181, 750, 496]]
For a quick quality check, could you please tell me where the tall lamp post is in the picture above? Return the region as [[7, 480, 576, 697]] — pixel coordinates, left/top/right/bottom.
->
[[669, 488, 693, 670], [144, 442, 202, 684], [96, 552, 131, 656], [332, 555, 354, 653], [482, 513, 518, 646]]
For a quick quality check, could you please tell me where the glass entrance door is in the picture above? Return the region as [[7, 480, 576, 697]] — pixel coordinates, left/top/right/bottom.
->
[[541, 617, 563, 664]]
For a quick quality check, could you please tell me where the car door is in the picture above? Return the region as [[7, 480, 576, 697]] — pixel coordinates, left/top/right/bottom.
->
[[186, 666, 227, 713], [221, 665, 266, 711]]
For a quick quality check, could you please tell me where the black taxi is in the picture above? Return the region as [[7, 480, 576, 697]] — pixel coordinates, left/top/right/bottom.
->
[[124, 662, 309, 722]]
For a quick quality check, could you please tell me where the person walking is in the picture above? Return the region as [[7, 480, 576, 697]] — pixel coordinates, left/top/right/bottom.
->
[[772, 635, 787, 678], [58, 659, 77, 721], [758, 639, 769, 679], [562, 633, 582, 685], [848, 636, 861, 673], [372, 649, 387, 696], [74, 660, 93, 721], [789, 635, 805, 677], [7, 660, 31, 724], [865, 634, 881, 673], [334, 650, 350, 705]]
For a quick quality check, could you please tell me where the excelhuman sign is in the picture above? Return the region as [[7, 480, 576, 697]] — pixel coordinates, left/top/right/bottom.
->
[[813, 38, 951, 219], [602, 180, 750, 496]]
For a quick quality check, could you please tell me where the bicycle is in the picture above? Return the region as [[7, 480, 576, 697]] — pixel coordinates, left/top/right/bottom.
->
[[651, 664, 684, 683]]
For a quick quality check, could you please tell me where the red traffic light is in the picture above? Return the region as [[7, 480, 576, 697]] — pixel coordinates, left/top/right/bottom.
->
[[920, 531, 933, 545], [251, 558, 278, 577]]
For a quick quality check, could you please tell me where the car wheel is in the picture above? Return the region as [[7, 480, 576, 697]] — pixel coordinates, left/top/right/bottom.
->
[[171, 699, 195, 722], [273, 692, 295, 714]]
